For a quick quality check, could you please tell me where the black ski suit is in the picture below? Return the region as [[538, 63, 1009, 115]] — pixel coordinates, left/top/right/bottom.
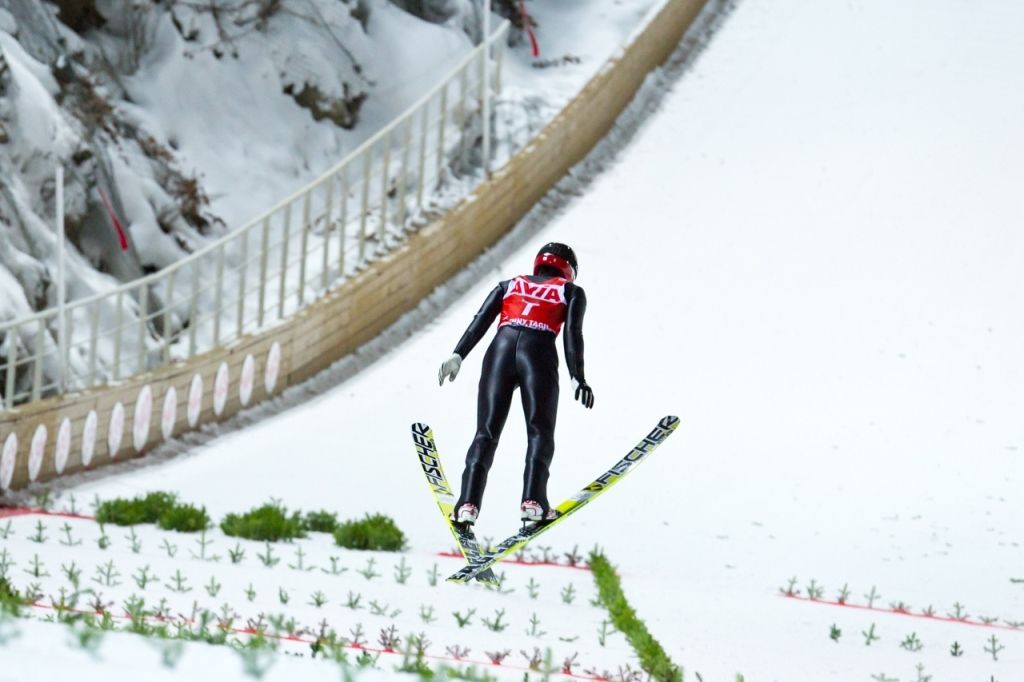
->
[[452, 275, 587, 515]]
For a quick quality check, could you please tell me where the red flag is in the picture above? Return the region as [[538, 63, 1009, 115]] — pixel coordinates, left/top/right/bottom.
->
[[519, 1, 540, 58], [97, 188, 129, 251]]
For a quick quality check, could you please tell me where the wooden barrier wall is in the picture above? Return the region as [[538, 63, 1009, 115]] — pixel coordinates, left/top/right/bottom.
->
[[0, 0, 709, 494]]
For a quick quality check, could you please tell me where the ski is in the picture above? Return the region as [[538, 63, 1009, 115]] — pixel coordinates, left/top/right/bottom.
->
[[411, 423, 498, 585], [446, 415, 680, 583]]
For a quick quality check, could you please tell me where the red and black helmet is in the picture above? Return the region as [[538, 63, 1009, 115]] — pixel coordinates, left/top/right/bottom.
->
[[533, 242, 578, 281]]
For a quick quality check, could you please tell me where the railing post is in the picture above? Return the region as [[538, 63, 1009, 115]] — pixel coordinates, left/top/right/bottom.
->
[[55, 165, 68, 392], [481, 24, 491, 178], [213, 244, 225, 345], [113, 291, 123, 380], [258, 217, 270, 327], [437, 85, 448, 184], [358, 149, 372, 263], [237, 230, 248, 338], [417, 103, 429, 210], [137, 283, 148, 374], [495, 23, 507, 95], [379, 130, 392, 248], [298, 192, 311, 306], [338, 164, 349, 276], [321, 175, 334, 291], [188, 261, 199, 357], [88, 300, 99, 386], [163, 269, 175, 364], [4, 329, 17, 409], [278, 203, 291, 320], [457, 65, 469, 171], [32, 317, 45, 400], [396, 116, 412, 229]]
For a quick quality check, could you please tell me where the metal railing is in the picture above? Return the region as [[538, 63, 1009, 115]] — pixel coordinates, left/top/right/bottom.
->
[[0, 22, 510, 410]]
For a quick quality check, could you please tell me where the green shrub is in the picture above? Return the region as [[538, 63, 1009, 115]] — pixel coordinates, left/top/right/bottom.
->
[[333, 513, 406, 551], [157, 503, 211, 532], [220, 503, 306, 541], [96, 491, 177, 526], [0, 576, 22, 615], [303, 510, 339, 533], [589, 552, 682, 682]]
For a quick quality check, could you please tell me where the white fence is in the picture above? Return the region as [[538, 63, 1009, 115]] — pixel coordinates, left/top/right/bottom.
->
[[0, 22, 510, 409]]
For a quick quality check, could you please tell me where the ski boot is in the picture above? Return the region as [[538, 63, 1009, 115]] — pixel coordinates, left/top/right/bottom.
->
[[452, 503, 479, 525], [520, 500, 556, 524]]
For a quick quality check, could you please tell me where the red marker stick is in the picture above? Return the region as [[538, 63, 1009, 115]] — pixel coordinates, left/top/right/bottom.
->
[[98, 187, 129, 251]]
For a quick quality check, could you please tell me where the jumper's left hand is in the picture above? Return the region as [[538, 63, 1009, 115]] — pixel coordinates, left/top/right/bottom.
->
[[572, 378, 594, 409]]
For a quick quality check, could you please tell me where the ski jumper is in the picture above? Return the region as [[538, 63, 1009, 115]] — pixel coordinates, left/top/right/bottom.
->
[[452, 275, 587, 515]]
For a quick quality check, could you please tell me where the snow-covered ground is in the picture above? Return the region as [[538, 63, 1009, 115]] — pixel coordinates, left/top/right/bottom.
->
[[5, 0, 1024, 679]]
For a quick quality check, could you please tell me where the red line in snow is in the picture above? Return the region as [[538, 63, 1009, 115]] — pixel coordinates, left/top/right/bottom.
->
[[781, 594, 1024, 634], [25, 601, 606, 679], [0, 507, 95, 521], [436, 551, 592, 572]]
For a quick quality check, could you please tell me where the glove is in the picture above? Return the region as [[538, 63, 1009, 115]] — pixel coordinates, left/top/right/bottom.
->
[[438, 353, 462, 386], [572, 377, 594, 409]]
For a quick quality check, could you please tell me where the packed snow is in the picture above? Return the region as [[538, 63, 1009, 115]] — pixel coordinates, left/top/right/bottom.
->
[[5, 0, 1024, 679]]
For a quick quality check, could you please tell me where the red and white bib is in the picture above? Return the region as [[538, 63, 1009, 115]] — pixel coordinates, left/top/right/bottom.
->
[[498, 276, 568, 335]]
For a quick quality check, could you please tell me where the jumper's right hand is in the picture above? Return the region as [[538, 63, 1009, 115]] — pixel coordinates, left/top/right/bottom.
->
[[438, 353, 462, 386], [572, 378, 595, 409]]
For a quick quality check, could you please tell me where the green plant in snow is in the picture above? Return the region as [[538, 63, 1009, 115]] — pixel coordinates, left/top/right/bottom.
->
[[160, 538, 177, 557], [244, 583, 257, 601], [829, 624, 841, 642], [597, 619, 612, 647], [526, 577, 540, 599], [0, 520, 12, 540], [984, 634, 1005, 661], [950, 641, 963, 657], [25, 554, 49, 579], [482, 608, 507, 632], [333, 514, 406, 551], [59, 523, 82, 547], [125, 527, 143, 553], [302, 510, 339, 533], [947, 601, 969, 621], [836, 583, 851, 604], [161, 504, 211, 533], [322, 556, 346, 575], [862, 623, 880, 646], [308, 590, 328, 608], [419, 604, 436, 624], [589, 551, 681, 682], [561, 582, 576, 604], [356, 557, 379, 580], [864, 586, 881, 608], [288, 545, 312, 571], [369, 600, 399, 617], [393, 557, 412, 584], [221, 502, 305, 541], [61, 562, 81, 588], [256, 542, 280, 567], [525, 612, 546, 638], [91, 560, 120, 587], [166, 569, 191, 593], [96, 492, 177, 526], [228, 544, 246, 564], [900, 632, 923, 651], [28, 520, 47, 544], [452, 608, 475, 628], [205, 576, 222, 597], [426, 563, 440, 587]]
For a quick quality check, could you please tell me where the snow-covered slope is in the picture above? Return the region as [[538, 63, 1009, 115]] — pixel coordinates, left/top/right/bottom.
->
[[6, 0, 1024, 679]]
